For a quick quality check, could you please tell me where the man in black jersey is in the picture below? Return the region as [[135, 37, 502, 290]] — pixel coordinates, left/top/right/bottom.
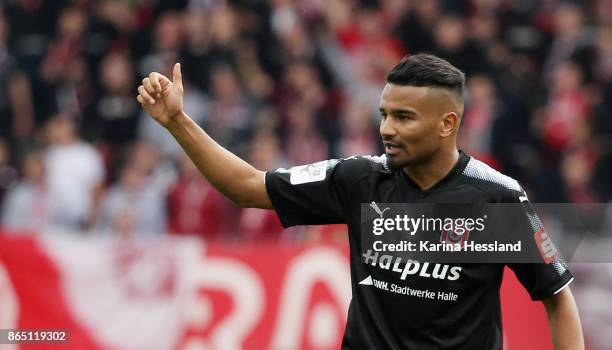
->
[[137, 54, 583, 349]]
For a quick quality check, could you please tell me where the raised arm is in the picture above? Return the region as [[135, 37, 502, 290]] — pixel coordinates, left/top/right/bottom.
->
[[137, 63, 272, 209]]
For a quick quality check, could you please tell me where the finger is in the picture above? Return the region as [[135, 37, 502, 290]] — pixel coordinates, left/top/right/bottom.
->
[[172, 63, 182, 89], [138, 85, 155, 104], [159, 77, 171, 92], [154, 73, 172, 93], [137, 90, 153, 106], [142, 77, 156, 96], [149, 72, 163, 94]]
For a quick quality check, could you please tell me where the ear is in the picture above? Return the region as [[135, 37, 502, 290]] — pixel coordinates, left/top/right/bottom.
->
[[439, 112, 459, 138]]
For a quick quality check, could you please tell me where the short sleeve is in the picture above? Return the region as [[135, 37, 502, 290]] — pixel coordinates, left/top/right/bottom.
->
[[505, 187, 574, 300], [265, 158, 368, 227]]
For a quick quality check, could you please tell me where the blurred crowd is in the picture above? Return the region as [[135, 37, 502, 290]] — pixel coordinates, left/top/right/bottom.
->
[[1, 0, 612, 239]]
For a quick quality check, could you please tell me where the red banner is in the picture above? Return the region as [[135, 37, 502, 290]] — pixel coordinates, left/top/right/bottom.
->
[[0, 232, 552, 349]]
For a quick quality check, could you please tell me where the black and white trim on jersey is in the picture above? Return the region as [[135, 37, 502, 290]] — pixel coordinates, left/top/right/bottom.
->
[[463, 157, 522, 192], [361, 154, 391, 172], [462, 156, 570, 277]]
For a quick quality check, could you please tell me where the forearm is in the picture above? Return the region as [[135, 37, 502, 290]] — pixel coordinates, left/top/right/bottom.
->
[[165, 111, 272, 208], [543, 288, 584, 350]]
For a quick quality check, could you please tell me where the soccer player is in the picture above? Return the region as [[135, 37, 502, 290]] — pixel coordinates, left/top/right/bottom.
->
[[137, 54, 583, 349]]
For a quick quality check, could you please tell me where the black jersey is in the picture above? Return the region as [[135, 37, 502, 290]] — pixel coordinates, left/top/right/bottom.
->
[[264, 151, 573, 350]]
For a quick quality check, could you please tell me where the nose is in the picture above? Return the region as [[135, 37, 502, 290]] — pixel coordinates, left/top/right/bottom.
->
[[380, 117, 397, 139]]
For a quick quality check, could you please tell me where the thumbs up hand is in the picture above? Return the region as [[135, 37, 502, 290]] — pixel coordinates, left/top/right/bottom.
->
[[137, 63, 185, 128]]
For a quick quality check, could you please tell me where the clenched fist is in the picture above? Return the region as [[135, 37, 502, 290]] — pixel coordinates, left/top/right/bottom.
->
[[137, 63, 184, 128]]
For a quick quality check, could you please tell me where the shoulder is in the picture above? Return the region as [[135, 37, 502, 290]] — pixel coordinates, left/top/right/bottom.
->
[[271, 154, 390, 186], [334, 154, 391, 181], [461, 156, 525, 202]]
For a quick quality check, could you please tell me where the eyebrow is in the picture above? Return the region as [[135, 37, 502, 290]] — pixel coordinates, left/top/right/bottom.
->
[[379, 107, 417, 115]]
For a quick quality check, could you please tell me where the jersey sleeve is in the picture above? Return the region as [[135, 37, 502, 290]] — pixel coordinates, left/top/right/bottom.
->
[[505, 187, 574, 301], [265, 158, 368, 227]]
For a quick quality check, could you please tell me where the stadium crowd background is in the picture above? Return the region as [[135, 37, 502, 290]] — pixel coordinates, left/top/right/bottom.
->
[[1, 0, 612, 240]]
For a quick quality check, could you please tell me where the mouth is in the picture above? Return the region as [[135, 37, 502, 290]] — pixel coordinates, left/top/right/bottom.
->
[[383, 142, 402, 155]]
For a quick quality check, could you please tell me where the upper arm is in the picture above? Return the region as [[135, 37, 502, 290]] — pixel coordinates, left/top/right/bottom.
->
[[263, 157, 370, 227], [542, 284, 573, 311], [241, 170, 273, 209], [542, 286, 585, 350]]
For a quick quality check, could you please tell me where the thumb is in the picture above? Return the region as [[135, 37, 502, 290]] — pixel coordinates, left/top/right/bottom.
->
[[172, 62, 183, 88]]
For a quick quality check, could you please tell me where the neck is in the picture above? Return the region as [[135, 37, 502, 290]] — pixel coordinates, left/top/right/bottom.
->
[[402, 148, 460, 191]]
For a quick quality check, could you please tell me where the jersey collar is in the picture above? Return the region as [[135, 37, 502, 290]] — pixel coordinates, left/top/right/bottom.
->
[[399, 150, 470, 193]]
